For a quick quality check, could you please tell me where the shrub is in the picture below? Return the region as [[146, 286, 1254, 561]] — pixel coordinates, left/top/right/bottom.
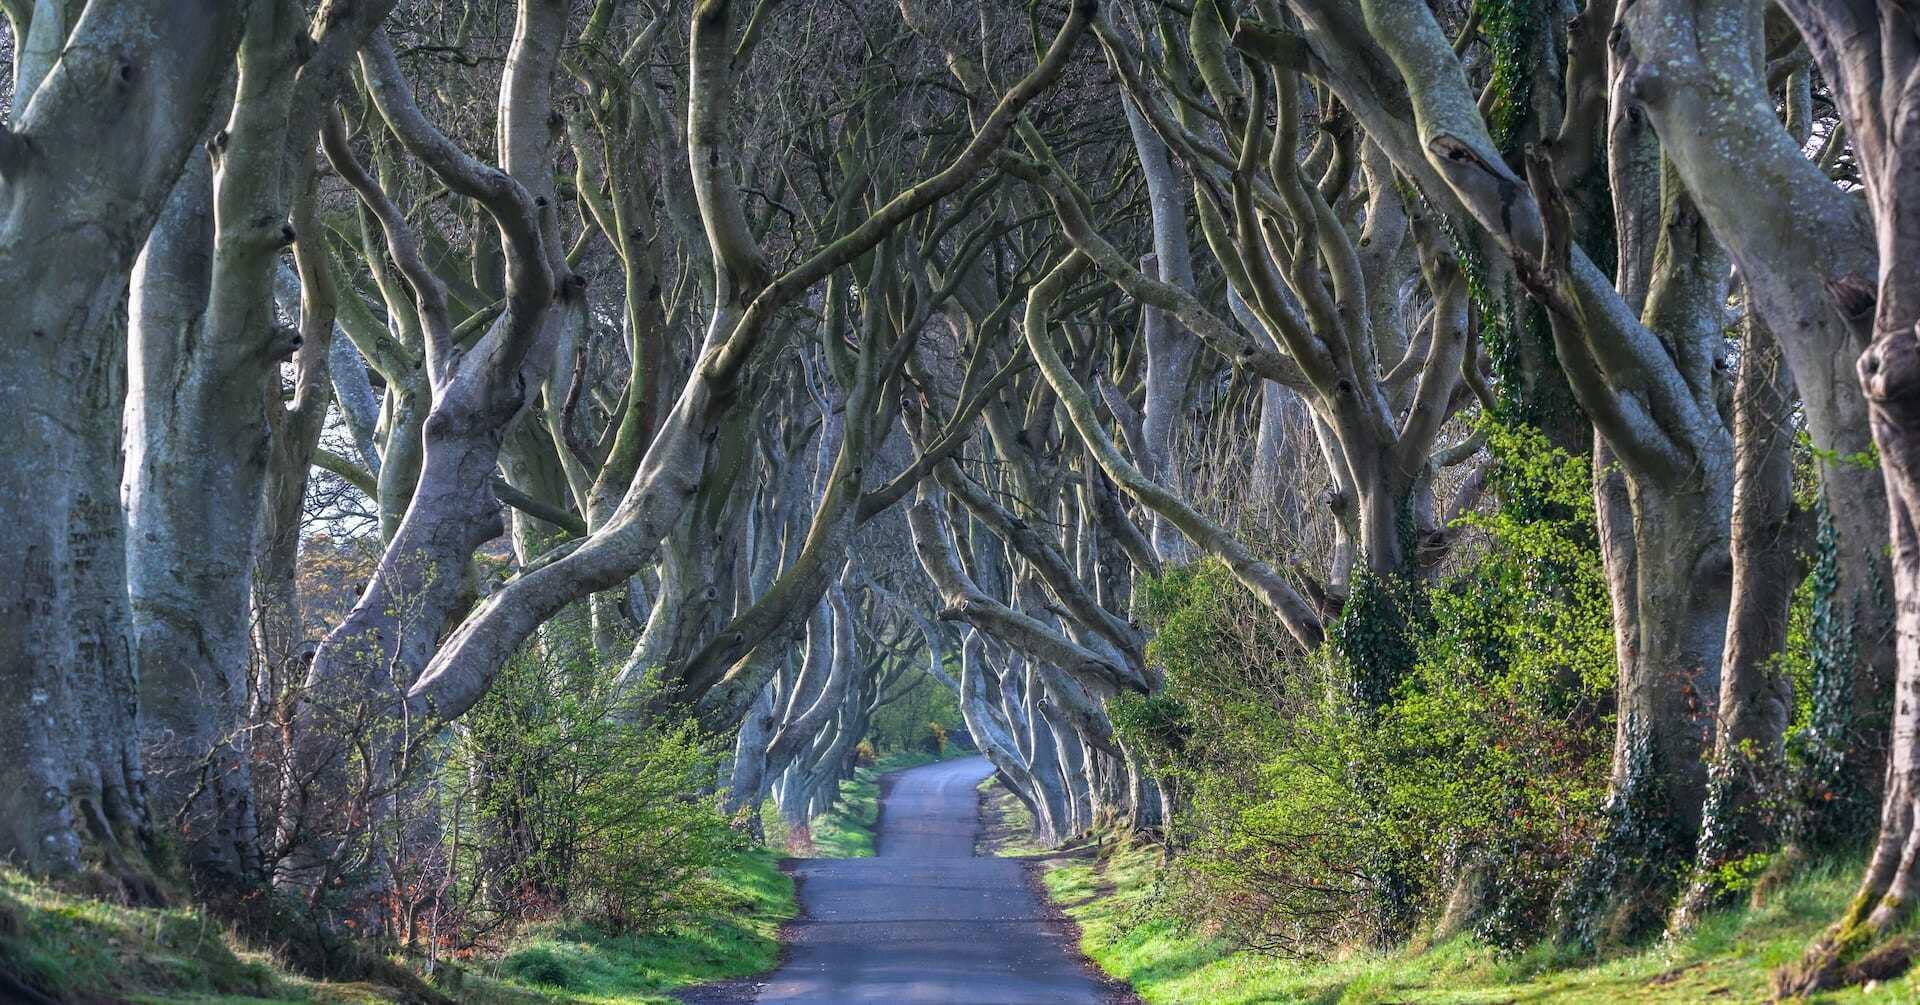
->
[[442, 640, 744, 940], [499, 945, 579, 989], [925, 721, 949, 755], [1120, 423, 1615, 954]]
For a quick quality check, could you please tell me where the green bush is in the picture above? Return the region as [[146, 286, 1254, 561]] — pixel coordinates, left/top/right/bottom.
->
[[868, 670, 963, 753], [1120, 422, 1616, 953], [446, 641, 745, 938], [499, 945, 581, 988]]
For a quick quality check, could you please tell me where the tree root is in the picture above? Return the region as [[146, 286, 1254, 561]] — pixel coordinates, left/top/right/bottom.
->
[[1774, 913, 1919, 997]]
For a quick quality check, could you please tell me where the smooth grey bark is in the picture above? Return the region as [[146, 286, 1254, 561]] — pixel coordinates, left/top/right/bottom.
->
[[1275, 0, 1737, 941], [1618, 0, 1894, 813], [126, 152, 272, 886], [1123, 90, 1202, 564], [955, 630, 1051, 837], [738, 596, 838, 832], [1679, 305, 1802, 925], [763, 581, 861, 794], [283, 16, 563, 890], [767, 583, 877, 839], [908, 486, 1101, 841], [565, 22, 682, 655], [671, 301, 876, 714], [1772, 3, 1920, 992], [694, 415, 818, 731], [320, 287, 384, 477], [723, 678, 779, 826], [125, 0, 390, 883], [0, 3, 242, 880], [909, 490, 1138, 696], [1087, 6, 1467, 604], [1006, 652, 1074, 843], [257, 241, 342, 713], [937, 460, 1143, 670], [325, 212, 430, 544], [1017, 249, 1326, 650]]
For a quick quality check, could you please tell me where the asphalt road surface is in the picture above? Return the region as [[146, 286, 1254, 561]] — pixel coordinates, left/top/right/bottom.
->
[[748, 755, 1118, 1004]]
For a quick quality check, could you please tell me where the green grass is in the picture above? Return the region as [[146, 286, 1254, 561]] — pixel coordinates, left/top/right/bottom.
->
[[474, 845, 795, 1004], [975, 774, 1050, 857], [0, 749, 978, 1004], [0, 844, 796, 1005], [1011, 798, 1920, 1003], [0, 867, 313, 1005]]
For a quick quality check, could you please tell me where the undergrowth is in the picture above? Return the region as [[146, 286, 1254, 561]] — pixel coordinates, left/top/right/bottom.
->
[[0, 846, 793, 1005], [476, 845, 794, 1003]]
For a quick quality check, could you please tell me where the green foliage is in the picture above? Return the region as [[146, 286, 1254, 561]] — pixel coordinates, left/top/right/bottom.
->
[[1786, 495, 1884, 850], [1687, 738, 1795, 918], [1439, 1, 1606, 444], [499, 946, 580, 989], [1553, 720, 1687, 950], [1107, 691, 1189, 758], [484, 845, 796, 1004], [447, 643, 744, 935], [1479, 0, 1537, 150], [1437, 195, 1585, 442], [1807, 439, 1880, 472], [1119, 422, 1614, 953], [1330, 567, 1427, 711], [867, 668, 964, 754]]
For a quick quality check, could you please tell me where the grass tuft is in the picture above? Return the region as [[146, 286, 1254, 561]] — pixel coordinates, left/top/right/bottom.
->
[[0, 867, 290, 1004]]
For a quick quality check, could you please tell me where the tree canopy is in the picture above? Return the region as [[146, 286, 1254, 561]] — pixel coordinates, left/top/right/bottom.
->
[[4, 0, 1920, 998]]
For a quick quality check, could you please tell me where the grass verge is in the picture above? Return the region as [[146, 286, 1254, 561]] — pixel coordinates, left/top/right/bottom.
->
[[989, 781, 1920, 1004], [475, 845, 794, 1003], [974, 773, 1049, 858], [0, 845, 794, 1005]]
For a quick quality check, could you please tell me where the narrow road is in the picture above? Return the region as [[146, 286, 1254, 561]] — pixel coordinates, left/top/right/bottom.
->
[[749, 755, 1118, 1003]]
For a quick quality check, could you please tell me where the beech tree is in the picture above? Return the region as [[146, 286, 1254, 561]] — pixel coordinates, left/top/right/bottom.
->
[[0, 4, 243, 884], [14, 3, 1920, 996], [1773, 1, 1920, 992], [126, 0, 394, 890]]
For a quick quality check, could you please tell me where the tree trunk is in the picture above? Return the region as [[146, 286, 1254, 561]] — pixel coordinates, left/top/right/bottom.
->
[[1552, 437, 1731, 945], [1123, 90, 1202, 565], [256, 250, 339, 719], [723, 680, 779, 828], [126, 153, 274, 886], [1678, 309, 1801, 925], [281, 21, 562, 896], [1773, 5, 1920, 992], [1620, 0, 1894, 843], [0, 5, 242, 883]]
